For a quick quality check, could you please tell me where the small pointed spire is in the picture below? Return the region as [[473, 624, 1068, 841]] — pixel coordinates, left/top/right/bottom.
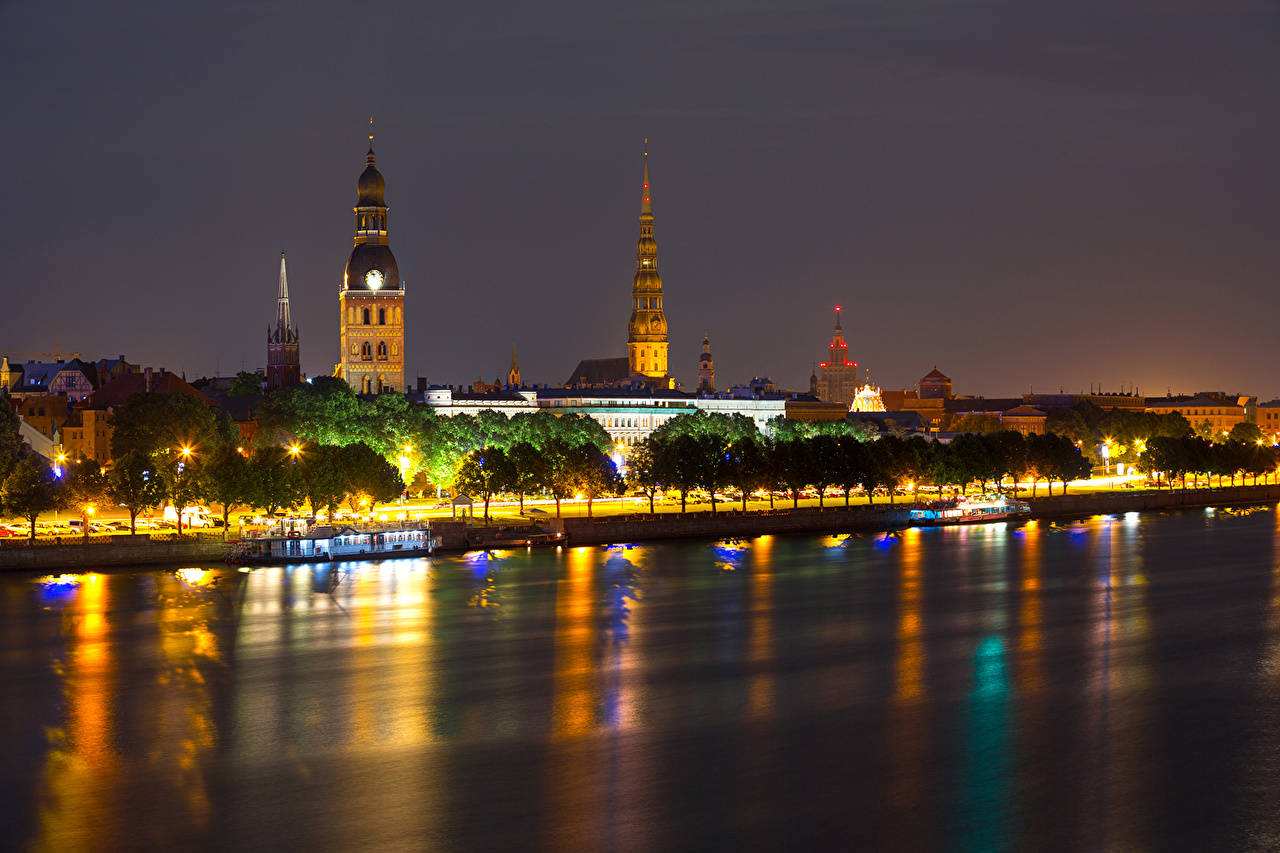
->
[[366, 115, 376, 165], [833, 305, 843, 331], [510, 343, 519, 371]]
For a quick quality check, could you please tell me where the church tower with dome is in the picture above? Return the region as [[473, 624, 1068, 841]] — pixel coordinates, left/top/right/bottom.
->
[[336, 128, 405, 394], [627, 144, 669, 380]]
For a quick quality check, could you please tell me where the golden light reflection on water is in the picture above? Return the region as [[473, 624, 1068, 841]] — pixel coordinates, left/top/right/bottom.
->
[[545, 547, 605, 850], [747, 535, 775, 718], [1017, 524, 1043, 691], [895, 527, 924, 703], [35, 572, 116, 850], [552, 547, 597, 736]]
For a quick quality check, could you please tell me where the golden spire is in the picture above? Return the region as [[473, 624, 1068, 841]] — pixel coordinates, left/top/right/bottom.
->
[[366, 115, 375, 165]]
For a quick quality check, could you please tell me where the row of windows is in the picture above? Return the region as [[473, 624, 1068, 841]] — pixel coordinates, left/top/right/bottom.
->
[[347, 306, 402, 326], [350, 341, 399, 360], [357, 213, 386, 231], [633, 296, 661, 310]]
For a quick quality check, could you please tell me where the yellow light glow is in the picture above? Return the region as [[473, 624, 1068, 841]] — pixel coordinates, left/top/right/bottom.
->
[[180, 446, 192, 457], [86, 506, 95, 515], [289, 445, 301, 456]]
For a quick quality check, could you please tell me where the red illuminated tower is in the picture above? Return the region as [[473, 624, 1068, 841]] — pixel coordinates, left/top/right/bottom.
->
[[816, 306, 858, 406]]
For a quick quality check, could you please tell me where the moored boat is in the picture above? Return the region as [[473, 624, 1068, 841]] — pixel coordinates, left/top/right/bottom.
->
[[225, 523, 439, 564], [909, 496, 1030, 525]]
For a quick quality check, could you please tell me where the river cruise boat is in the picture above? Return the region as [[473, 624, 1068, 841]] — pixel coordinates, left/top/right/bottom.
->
[[226, 524, 439, 564], [909, 496, 1031, 525]]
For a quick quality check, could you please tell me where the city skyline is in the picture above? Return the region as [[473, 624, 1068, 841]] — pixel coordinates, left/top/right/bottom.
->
[[2, 1, 1278, 397]]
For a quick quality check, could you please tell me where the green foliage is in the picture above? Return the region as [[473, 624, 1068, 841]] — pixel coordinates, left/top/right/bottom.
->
[[109, 391, 228, 462], [257, 377, 365, 447], [2, 455, 63, 541], [62, 459, 109, 538], [1046, 402, 1192, 465], [1228, 421, 1264, 445], [0, 401, 24, 483], [229, 371, 264, 397], [108, 451, 165, 533], [246, 447, 305, 516], [340, 442, 404, 508], [455, 446, 514, 523], [203, 445, 255, 532]]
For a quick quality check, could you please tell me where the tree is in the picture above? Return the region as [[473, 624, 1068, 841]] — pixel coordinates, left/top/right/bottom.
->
[[726, 436, 767, 511], [228, 371, 264, 397], [772, 438, 809, 508], [1048, 434, 1091, 494], [805, 434, 842, 509], [298, 445, 347, 522], [507, 441, 544, 514], [626, 437, 664, 514], [256, 376, 364, 448], [993, 432, 1028, 497], [110, 391, 227, 463], [538, 439, 579, 518], [0, 401, 23, 484], [160, 452, 206, 535], [339, 442, 405, 512], [835, 434, 868, 505], [247, 447, 306, 517], [62, 459, 109, 541], [108, 450, 165, 534], [2, 456, 63, 542], [1228, 422, 1265, 446], [574, 444, 621, 517], [455, 447, 513, 524], [202, 445, 255, 535]]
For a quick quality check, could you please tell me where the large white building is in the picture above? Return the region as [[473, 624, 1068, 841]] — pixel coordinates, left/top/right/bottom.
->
[[418, 386, 796, 453]]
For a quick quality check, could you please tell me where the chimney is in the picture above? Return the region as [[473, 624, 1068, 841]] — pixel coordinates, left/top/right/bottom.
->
[[144, 367, 153, 392]]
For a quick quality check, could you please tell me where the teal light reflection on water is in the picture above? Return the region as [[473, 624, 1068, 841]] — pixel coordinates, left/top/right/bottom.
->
[[956, 635, 1012, 853]]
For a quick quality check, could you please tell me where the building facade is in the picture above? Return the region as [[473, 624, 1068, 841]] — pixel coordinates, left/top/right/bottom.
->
[[267, 251, 300, 390], [337, 137, 405, 394], [1145, 394, 1246, 436], [816, 307, 858, 407], [627, 146, 669, 380]]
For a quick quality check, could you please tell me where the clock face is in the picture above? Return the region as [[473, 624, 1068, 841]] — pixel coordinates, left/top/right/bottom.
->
[[365, 269, 384, 290]]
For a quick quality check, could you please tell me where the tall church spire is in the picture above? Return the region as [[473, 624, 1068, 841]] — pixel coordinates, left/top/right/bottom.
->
[[628, 141, 668, 381], [267, 250, 300, 390], [277, 251, 291, 330]]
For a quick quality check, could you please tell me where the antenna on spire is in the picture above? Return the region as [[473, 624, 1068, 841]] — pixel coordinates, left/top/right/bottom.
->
[[369, 115, 374, 147], [641, 138, 652, 214]]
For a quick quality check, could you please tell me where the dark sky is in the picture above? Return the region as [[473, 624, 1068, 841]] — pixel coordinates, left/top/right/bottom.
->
[[3, 0, 1278, 398]]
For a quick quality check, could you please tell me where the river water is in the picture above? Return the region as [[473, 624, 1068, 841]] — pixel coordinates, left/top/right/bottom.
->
[[4, 508, 1280, 851]]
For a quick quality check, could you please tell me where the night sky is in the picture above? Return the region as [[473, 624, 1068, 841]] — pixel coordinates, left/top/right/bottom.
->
[[3, 1, 1278, 398]]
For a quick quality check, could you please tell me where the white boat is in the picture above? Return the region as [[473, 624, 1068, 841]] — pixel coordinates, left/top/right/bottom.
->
[[226, 524, 439, 564], [909, 496, 1031, 525]]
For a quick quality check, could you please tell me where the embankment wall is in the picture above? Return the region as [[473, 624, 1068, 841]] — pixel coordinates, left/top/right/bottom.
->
[[0, 536, 225, 571]]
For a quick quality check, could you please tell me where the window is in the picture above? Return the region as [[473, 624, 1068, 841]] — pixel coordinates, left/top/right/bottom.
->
[[362, 308, 371, 325], [377, 341, 388, 359], [379, 308, 386, 325], [361, 342, 372, 360]]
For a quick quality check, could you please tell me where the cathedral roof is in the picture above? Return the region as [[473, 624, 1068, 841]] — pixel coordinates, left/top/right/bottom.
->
[[563, 357, 633, 387]]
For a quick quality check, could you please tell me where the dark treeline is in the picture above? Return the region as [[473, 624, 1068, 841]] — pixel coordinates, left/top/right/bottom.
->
[[624, 411, 1092, 513], [1137, 435, 1280, 488]]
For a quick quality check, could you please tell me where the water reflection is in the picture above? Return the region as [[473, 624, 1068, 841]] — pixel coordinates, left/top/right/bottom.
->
[[5, 510, 1280, 850]]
